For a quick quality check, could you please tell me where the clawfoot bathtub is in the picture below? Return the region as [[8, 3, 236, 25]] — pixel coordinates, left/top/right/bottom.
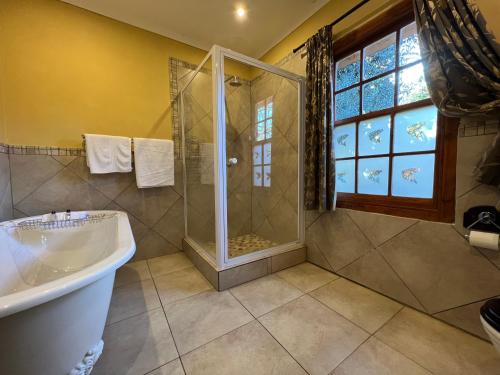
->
[[0, 211, 135, 375]]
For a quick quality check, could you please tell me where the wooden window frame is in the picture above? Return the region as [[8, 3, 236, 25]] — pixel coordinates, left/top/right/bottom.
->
[[333, 0, 457, 222]]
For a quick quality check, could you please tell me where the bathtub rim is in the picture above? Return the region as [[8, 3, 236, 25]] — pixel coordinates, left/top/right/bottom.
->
[[0, 210, 135, 319]]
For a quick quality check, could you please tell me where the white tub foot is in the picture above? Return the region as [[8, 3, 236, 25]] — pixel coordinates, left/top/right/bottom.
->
[[69, 340, 104, 375]]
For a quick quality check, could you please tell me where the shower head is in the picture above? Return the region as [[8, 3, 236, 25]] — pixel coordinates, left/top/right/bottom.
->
[[225, 75, 242, 87]]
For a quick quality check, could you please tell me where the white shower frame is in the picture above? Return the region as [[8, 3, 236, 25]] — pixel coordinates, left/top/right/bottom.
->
[[181, 45, 305, 271]]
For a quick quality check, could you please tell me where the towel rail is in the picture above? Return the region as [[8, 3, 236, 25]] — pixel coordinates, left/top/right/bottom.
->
[[81, 134, 134, 150]]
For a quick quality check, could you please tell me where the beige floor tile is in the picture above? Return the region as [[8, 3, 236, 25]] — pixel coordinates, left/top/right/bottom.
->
[[331, 336, 431, 375], [375, 308, 500, 375], [277, 262, 339, 292], [107, 279, 161, 325], [154, 267, 213, 306], [259, 294, 369, 375], [230, 275, 303, 317], [148, 253, 193, 278], [93, 309, 178, 375], [311, 278, 402, 333], [114, 260, 151, 288], [148, 359, 185, 375], [181, 321, 306, 375], [165, 290, 254, 355]]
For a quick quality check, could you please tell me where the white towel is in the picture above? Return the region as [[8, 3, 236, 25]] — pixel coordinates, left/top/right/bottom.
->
[[200, 143, 214, 185], [85, 134, 132, 174], [133, 138, 174, 188]]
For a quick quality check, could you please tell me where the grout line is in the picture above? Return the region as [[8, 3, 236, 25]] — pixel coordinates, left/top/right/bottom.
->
[[104, 306, 163, 328], [146, 260, 188, 375], [143, 358, 182, 375], [373, 220, 420, 248]]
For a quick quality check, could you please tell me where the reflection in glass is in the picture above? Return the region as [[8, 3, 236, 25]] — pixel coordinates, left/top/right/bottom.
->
[[253, 145, 262, 165], [358, 116, 391, 156], [263, 165, 271, 187], [363, 33, 396, 80], [266, 99, 273, 118], [399, 22, 421, 66], [336, 159, 355, 193], [392, 154, 435, 198], [256, 121, 265, 141], [257, 101, 266, 122], [362, 73, 395, 114], [253, 165, 262, 186], [336, 51, 361, 91], [358, 157, 389, 195], [335, 87, 360, 120], [398, 63, 429, 105], [263, 142, 271, 164], [265, 119, 272, 139], [334, 123, 356, 158], [394, 106, 437, 153]]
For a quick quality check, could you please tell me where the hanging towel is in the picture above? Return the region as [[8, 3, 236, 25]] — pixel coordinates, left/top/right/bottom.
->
[[133, 138, 174, 188], [200, 143, 214, 185], [85, 134, 132, 174]]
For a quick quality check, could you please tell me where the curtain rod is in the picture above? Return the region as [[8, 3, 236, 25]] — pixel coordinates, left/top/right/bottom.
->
[[292, 0, 371, 54]]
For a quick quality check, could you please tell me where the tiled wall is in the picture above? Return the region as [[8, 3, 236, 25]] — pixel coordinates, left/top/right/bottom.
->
[[1, 146, 186, 261], [0, 146, 13, 221]]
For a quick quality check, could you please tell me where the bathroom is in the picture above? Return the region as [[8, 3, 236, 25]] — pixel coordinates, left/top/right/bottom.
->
[[0, 0, 499, 374]]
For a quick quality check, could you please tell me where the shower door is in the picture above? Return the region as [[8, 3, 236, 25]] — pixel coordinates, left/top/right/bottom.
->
[[220, 49, 305, 266]]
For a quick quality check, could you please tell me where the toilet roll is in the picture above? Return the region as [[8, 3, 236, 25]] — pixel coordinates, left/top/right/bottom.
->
[[468, 230, 499, 251]]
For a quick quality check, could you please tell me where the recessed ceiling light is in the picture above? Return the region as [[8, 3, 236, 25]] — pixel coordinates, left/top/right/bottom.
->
[[235, 6, 247, 19]]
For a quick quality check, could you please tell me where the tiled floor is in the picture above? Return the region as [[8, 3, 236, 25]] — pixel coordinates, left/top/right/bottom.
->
[[93, 253, 500, 375]]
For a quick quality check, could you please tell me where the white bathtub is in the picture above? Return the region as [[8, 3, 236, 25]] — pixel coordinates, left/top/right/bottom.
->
[[0, 211, 135, 375]]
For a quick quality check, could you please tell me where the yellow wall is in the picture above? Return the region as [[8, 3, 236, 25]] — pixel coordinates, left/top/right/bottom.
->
[[0, 0, 248, 147]]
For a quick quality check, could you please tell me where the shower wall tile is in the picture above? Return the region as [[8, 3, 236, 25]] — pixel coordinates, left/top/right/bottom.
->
[[0, 153, 13, 221]]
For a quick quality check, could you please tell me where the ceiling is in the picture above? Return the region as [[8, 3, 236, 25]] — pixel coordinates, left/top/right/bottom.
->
[[61, 0, 329, 58]]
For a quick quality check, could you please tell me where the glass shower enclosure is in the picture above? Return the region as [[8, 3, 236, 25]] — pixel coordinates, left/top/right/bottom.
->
[[180, 46, 305, 270]]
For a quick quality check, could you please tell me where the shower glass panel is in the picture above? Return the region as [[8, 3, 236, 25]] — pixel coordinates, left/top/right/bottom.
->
[[181, 56, 216, 261], [181, 46, 305, 270]]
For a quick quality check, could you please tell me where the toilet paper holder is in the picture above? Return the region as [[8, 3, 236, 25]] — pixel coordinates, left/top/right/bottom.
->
[[463, 206, 500, 238]]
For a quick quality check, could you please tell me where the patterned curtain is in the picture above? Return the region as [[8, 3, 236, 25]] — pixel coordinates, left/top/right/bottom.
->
[[413, 0, 500, 117], [304, 26, 335, 211]]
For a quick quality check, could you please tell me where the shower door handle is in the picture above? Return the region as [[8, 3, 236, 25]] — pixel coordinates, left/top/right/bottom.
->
[[227, 157, 238, 167]]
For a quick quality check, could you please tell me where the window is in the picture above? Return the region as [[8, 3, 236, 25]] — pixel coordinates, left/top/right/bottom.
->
[[333, 3, 457, 222], [253, 97, 273, 187]]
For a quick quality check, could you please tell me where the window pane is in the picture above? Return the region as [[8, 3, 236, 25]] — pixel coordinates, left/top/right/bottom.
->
[[266, 99, 273, 118], [362, 73, 395, 114], [335, 87, 360, 121], [335, 51, 361, 91], [399, 22, 421, 66], [336, 159, 355, 193], [334, 123, 356, 158], [392, 154, 435, 198], [253, 145, 262, 165], [398, 63, 429, 105], [263, 142, 271, 164], [257, 101, 266, 122], [265, 119, 273, 139], [263, 165, 271, 187], [394, 105, 437, 153], [253, 165, 263, 186], [358, 157, 389, 195], [358, 115, 391, 156], [256, 121, 265, 141], [363, 33, 396, 80]]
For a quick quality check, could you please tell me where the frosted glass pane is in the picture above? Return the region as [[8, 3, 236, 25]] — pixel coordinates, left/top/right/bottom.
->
[[336, 51, 361, 91], [398, 63, 429, 105], [263, 142, 271, 164], [253, 165, 262, 186], [394, 106, 437, 153], [358, 157, 389, 195], [363, 33, 396, 79], [253, 145, 262, 165], [263, 165, 271, 187], [399, 22, 421, 66], [266, 99, 273, 118], [335, 87, 360, 121], [256, 121, 265, 141], [265, 119, 273, 139], [336, 159, 355, 193], [362, 73, 395, 114], [334, 123, 356, 159], [392, 154, 435, 198], [358, 115, 391, 156]]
